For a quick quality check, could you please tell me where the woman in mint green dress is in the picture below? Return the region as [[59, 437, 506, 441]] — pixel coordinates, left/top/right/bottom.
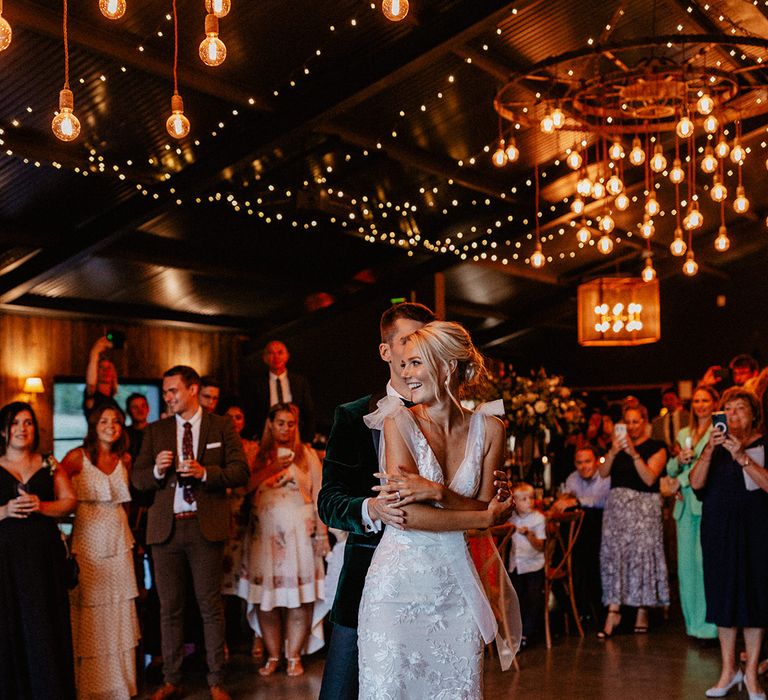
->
[[664, 385, 719, 640]]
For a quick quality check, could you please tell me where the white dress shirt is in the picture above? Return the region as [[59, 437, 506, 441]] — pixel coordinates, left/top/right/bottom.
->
[[268, 371, 293, 406], [507, 510, 546, 574]]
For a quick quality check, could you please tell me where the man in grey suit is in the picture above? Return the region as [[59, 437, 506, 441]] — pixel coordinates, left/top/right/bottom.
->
[[132, 365, 248, 700]]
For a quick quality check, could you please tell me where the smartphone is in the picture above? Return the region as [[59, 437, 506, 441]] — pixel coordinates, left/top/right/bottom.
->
[[613, 423, 627, 440], [106, 329, 126, 349], [712, 412, 728, 435]]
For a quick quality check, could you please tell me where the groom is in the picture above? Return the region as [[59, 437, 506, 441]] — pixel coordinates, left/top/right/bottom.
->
[[317, 302, 435, 700]]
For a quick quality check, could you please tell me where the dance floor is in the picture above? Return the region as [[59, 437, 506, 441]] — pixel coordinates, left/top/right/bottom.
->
[[136, 614, 763, 699]]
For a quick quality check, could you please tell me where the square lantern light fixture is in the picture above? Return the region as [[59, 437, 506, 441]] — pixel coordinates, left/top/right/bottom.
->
[[577, 277, 660, 346]]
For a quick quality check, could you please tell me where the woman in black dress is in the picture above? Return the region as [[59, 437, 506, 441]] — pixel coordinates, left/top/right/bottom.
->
[[0, 402, 77, 700], [690, 387, 768, 699]]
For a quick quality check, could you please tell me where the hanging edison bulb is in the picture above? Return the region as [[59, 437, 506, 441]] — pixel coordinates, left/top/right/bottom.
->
[[670, 227, 687, 256], [714, 225, 731, 252], [683, 251, 699, 276], [669, 158, 685, 184], [684, 203, 703, 230], [566, 149, 582, 170], [51, 88, 81, 141], [703, 114, 719, 134], [540, 113, 555, 134], [205, 0, 231, 17], [710, 175, 728, 203], [99, 0, 126, 19], [571, 196, 585, 215], [650, 144, 667, 173], [505, 138, 519, 163], [530, 241, 546, 268], [199, 14, 227, 66], [733, 185, 750, 214], [599, 213, 615, 234], [576, 175, 592, 198], [640, 214, 655, 238], [608, 140, 625, 160], [642, 257, 657, 282], [645, 192, 661, 217], [597, 234, 614, 254], [492, 141, 507, 167], [676, 113, 694, 139], [730, 140, 746, 164], [629, 137, 646, 166], [166, 93, 190, 138], [0, 5, 11, 52], [551, 107, 565, 129], [576, 223, 591, 244], [700, 146, 718, 174], [615, 192, 630, 211], [591, 180, 606, 200], [606, 174, 623, 196], [697, 93, 715, 115], [715, 135, 730, 159], [382, 0, 409, 21]]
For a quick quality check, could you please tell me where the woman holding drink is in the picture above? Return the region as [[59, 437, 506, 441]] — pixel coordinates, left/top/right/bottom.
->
[[663, 385, 719, 642]]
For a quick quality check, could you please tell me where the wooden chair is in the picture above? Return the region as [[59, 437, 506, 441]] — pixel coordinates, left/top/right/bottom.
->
[[543, 508, 585, 648]]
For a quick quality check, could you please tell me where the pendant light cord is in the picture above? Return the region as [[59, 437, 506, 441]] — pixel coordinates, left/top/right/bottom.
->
[[63, 0, 70, 89], [172, 0, 179, 95]]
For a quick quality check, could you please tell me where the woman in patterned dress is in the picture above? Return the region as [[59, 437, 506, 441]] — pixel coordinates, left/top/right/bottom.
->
[[62, 405, 139, 700], [0, 402, 77, 699], [237, 402, 328, 677]]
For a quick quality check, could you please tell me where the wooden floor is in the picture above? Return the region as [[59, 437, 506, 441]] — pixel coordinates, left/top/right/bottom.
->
[[136, 617, 766, 700]]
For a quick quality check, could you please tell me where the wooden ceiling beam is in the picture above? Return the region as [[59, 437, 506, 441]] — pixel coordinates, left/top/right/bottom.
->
[[7, 2, 270, 111]]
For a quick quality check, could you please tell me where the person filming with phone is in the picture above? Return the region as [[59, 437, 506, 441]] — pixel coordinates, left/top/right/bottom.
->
[[597, 402, 669, 639], [690, 387, 768, 700], [84, 333, 124, 419]]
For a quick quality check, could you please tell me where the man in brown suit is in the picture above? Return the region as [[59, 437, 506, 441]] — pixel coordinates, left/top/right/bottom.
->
[[133, 366, 248, 700]]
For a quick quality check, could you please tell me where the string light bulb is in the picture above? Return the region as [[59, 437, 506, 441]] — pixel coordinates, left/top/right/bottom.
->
[[540, 113, 555, 134], [166, 93, 190, 138], [703, 114, 719, 134], [642, 257, 657, 282], [669, 158, 685, 184], [382, 0, 408, 21], [571, 196, 585, 215], [576, 175, 592, 198], [614, 192, 630, 211], [205, 0, 230, 17], [492, 141, 507, 167], [733, 185, 750, 214], [597, 234, 614, 254], [199, 14, 226, 66], [0, 1, 11, 52], [715, 135, 730, 159], [599, 213, 615, 234], [676, 113, 694, 139], [629, 137, 646, 166], [576, 223, 591, 244], [650, 144, 667, 173], [710, 175, 727, 203], [566, 149, 582, 170], [697, 93, 715, 115], [645, 192, 660, 217], [551, 107, 565, 129], [670, 227, 687, 256], [730, 140, 746, 164], [591, 180, 606, 200], [640, 214, 655, 238], [530, 241, 546, 268], [701, 146, 718, 174], [683, 203, 703, 230], [682, 251, 699, 276], [99, 0, 126, 19], [608, 141, 625, 160], [606, 174, 623, 196], [714, 225, 730, 252], [52, 88, 81, 141], [505, 138, 519, 163]]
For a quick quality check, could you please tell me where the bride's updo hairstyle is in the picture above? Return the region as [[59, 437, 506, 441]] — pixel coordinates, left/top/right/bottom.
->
[[405, 321, 489, 410]]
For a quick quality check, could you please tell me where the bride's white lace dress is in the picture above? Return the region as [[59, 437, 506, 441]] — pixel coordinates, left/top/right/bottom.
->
[[358, 405, 513, 699]]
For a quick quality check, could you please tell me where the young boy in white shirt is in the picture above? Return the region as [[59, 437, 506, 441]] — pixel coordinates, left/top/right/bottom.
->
[[508, 482, 546, 646]]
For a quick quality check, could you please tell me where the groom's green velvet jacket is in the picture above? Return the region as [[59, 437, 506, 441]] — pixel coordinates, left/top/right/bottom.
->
[[317, 393, 384, 628]]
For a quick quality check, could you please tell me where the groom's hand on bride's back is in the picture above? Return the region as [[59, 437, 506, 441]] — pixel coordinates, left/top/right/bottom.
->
[[492, 470, 512, 502]]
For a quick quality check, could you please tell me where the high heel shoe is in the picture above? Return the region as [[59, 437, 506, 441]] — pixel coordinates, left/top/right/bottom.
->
[[744, 679, 767, 700], [258, 657, 281, 677], [705, 669, 743, 697], [286, 657, 304, 677], [597, 609, 621, 640]]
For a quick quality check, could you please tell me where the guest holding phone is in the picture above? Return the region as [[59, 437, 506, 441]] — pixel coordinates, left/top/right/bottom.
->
[[597, 403, 669, 638], [0, 402, 77, 699], [690, 387, 768, 699], [662, 385, 719, 643]]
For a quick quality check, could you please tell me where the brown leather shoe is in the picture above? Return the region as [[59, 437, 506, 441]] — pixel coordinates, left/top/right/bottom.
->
[[150, 684, 183, 700], [209, 686, 233, 700]]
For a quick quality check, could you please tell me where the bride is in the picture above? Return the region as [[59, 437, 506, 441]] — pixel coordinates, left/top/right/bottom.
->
[[358, 321, 520, 699]]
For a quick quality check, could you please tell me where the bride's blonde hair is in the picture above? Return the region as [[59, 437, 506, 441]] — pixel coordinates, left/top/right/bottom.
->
[[404, 321, 488, 411]]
